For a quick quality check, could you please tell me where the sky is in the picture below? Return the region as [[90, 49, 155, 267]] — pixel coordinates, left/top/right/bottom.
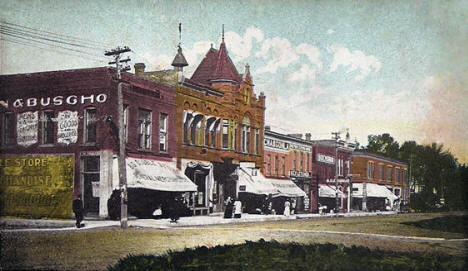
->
[[1, 0, 467, 163]]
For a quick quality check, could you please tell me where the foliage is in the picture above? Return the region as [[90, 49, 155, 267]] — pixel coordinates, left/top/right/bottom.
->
[[401, 215, 468, 235], [363, 134, 467, 211], [108, 239, 466, 271]]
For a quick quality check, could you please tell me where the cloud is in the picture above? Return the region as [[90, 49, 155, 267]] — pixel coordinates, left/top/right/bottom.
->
[[296, 43, 322, 70], [329, 46, 381, 81], [288, 64, 317, 83], [224, 26, 264, 62], [255, 37, 299, 74], [421, 74, 468, 162], [327, 29, 335, 34]]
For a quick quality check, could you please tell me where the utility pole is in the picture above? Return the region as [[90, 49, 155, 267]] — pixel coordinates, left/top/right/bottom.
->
[[105, 46, 131, 229], [332, 132, 340, 214]]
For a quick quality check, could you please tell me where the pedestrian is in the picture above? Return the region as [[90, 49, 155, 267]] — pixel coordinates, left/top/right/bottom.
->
[[224, 196, 233, 218], [233, 198, 242, 218], [152, 204, 163, 219], [72, 194, 84, 228], [291, 198, 296, 215], [283, 200, 291, 216], [169, 196, 183, 223]]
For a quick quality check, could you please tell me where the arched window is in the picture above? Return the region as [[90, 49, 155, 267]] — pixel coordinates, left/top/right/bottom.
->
[[190, 114, 203, 146], [244, 88, 250, 104], [241, 117, 250, 153]]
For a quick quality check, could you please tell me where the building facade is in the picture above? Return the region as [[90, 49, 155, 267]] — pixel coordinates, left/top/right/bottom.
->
[[134, 38, 265, 214], [311, 139, 356, 213], [0, 67, 187, 218], [351, 152, 408, 211], [263, 128, 311, 213]]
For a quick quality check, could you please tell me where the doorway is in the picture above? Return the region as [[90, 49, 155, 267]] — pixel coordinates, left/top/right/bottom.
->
[[82, 156, 100, 214]]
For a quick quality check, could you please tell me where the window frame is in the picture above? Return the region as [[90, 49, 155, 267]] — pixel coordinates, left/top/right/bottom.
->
[[159, 112, 168, 152], [1, 112, 16, 146], [83, 107, 97, 144], [138, 108, 152, 150]]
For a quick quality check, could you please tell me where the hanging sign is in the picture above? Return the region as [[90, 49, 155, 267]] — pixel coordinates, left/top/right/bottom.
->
[[57, 110, 79, 145], [17, 111, 38, 147]]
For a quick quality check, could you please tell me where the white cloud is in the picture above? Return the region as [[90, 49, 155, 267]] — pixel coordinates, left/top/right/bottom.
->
[[329, 46, 381, 81], [255, 37, 299, 74], [296, 43, 322, 70], [224, 26, 264, 62], [327, 29, 335, 34], [288, 64, 317, 83]]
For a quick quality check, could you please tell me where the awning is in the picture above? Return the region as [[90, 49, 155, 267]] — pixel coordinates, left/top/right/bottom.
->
[[237, 167, 278, 196], [113, 158, 197, 192], [352, 183, 398, 200], [319, 184, 344, 198], [269, 178, 306, 198]]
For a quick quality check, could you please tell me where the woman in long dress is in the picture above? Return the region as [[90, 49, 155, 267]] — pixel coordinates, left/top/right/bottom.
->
[[284, 200, 291, 216]]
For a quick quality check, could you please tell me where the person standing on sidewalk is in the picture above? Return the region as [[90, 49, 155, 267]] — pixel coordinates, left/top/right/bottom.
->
[[283, 200, 291, 217], [72, 195, 85, 228], [224, 196, 233, 218], [233, 198, 242, 218]]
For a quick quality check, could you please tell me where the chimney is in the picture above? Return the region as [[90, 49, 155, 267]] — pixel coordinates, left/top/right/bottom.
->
[[265, 125, 271, 131], [305, 133, 311, 141], [134, 63, 146, 75]]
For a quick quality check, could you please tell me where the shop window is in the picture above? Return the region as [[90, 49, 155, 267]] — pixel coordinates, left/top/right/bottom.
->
[[0, 112, 15, 146], [222, 120, 229, 149], [138, 109, 152, 149], [41, 111, 55, 145], [367, 161, 374, 180], [159, 113, 168, 152], [84, 108, 97, 144]]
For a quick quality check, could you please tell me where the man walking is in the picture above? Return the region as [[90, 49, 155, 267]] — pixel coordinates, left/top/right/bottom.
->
[[73, 195, 85, 228]]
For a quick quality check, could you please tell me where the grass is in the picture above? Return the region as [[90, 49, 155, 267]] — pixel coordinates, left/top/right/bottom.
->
[[1, 212, 466, 270], [400, 215, 468, 235], [108, 240, 466, 271]]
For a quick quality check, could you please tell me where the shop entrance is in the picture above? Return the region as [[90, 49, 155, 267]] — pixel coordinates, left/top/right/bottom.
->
[[82, 156, 100, 214]]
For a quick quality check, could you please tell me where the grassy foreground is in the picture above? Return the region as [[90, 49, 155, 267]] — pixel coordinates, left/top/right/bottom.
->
[[108, 239, 465, 271]]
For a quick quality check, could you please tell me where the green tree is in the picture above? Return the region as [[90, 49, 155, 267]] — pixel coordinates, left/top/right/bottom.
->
[[365, 133, 400, 159]]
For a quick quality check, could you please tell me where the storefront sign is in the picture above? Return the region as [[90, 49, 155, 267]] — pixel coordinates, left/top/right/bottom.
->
[[17, 111, 38, 147], [57, 110, 79, 144], [0, 155, 74, 218], [1, 93, 108, 109], [303, 195, 310, 210], [290, 170, 311, 178], [317, 154, 335, 164]]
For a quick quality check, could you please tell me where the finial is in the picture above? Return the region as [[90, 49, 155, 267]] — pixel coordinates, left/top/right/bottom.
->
[[222, 24, 224, 43], [178, 22, 182, 46]]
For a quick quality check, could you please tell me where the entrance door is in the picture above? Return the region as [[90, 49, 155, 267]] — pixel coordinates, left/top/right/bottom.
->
[[82, 156, 100, 214], [194, 170, 206, 207]]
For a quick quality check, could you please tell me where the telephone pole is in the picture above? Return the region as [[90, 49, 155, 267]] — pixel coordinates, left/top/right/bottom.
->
[[331, 131, 340, 214], [105, 46, 131, 229]]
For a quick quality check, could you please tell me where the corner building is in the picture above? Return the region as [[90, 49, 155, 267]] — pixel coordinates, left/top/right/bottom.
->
[[0, 67, 188, 218], [135, 39, 265, 214]]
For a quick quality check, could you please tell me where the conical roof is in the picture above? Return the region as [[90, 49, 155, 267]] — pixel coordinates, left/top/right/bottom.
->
[[171, 45, 188, 67]]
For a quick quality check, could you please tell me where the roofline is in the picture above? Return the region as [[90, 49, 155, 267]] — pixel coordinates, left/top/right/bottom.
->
[[265, 129, 311, 145], [352, 151, 408, 167], [182, 79, 224, 97], [0, 66, 111, 77]]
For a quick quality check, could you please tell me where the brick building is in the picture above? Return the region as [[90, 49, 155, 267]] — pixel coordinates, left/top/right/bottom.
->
[[351, 152, 408, 211], [311, 138, 356, 213], [0, 67, 194, 219], [263, 128, 310, 213], [134, 37, 265, 214]]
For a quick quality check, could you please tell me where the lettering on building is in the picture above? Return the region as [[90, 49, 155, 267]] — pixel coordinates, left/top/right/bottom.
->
[[317, 154, 335, 164], [4, 94, 108, 109], [57, 111, 78, 145], [17, 111, 38, 147]]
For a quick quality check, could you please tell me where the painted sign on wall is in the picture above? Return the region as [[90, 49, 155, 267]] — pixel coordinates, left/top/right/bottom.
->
[[57, 110, 78, 145], [0, 155, 74, 218], [17, 111, 38, 147]]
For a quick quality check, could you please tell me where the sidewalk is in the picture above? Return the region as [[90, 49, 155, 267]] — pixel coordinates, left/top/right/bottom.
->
[[1, 211, 398, 232]]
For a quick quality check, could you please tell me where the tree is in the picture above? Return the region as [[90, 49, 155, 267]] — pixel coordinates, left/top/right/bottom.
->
[[365, 133, 400, 160]]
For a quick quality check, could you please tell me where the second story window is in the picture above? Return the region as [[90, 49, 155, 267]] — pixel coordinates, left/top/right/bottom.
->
[[293, 151, 297, 171], [367, 161, 374, 180], [395, 168, 400, 184], [222, 120, 229, 149], [1, 112, 15, 146], [266, 154, 271, 176], [138, 109, 151, 150], [254, 128, 259, 154], [274, 155, 279, 176], [159, 113, 168, 152], [281, 156, 285, 176], [84, 108, 97, 144], [300, 152, 304, 172], [386, 166, 392, 182], [41, 111, 54, 144], [378, 164, 383, 180]]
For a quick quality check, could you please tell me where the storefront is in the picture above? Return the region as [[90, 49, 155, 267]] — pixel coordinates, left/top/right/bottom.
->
[[351, 183, 398, 211]]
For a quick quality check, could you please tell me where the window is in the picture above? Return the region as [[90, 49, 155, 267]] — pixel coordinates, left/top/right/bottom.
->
[[84, 108, 97, 144], [300, 152, 304, 172], [233, 123, 238, 151], [367, 161, 374, 180], [293, 151, 297, 171], [254, 128, 259, 154], [274, 156, 279, 176], [123, 105, 128, 143], [189, 115, 203, 146], [183, 112, 192, 144], [222, 120, 229, 149], [210, 119, 219, 148], [266, 154, 271, 176], [138, 109, 151, 149], [159, 113, 168, 152], [41, 111, 54, 144], [386, 167, 392, 182], [1, 112, 15, 146], [281, 156, 285, 176], [395, 168, 400, 184], [241, 117, 250, 153], [244, 88, 250, 104], [378, 164, 383, 180], [337, 158, 343, 176], [307, 153, 310, 172], [346, 160, 350, 175]]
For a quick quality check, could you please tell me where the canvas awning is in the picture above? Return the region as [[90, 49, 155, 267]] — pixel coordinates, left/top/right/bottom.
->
[[352, 183, 398, 201], [237, 167, 278, 196], [269, 178, 306, 198], [113, 158, 197, 192], [319, 184, 344, 198]]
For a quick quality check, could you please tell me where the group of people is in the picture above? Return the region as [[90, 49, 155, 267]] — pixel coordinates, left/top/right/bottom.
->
[[223, 197, 242, 218]]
